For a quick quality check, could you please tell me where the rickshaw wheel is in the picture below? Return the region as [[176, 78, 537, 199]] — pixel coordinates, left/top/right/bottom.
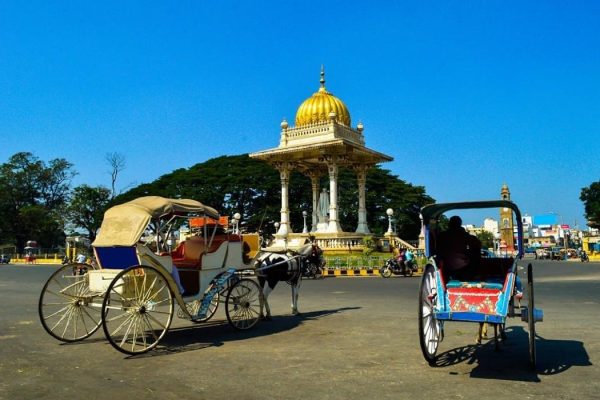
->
[[419, 265, 442, 365], [101, 265, 174, 355], [38, 264, 103, 342], [225, 278, 262, 330], [527, 263, 537, 369]]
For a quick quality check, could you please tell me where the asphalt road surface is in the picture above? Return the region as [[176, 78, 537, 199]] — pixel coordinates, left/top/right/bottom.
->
[[1, 260, 598, 400]]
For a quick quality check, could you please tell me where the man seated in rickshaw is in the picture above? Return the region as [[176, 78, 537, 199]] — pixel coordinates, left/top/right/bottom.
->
[[437, 215, 481, 282]]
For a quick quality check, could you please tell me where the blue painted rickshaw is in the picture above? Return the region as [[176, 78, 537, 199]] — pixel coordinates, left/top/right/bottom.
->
[[418, 200, 543, 368]]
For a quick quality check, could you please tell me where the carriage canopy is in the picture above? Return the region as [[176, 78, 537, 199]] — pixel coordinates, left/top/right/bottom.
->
[[93, 196, 220, 247]]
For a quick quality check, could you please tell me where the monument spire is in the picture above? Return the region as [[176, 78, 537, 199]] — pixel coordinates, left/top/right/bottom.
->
[[319, 65, 326, 91]]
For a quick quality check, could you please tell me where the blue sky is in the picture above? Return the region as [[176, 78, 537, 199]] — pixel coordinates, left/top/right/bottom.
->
[[1, 1, 598, 228]]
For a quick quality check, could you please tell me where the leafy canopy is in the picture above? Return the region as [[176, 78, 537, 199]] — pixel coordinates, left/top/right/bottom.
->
[[115, 154, 435, 239], [581, 181, 600, 229]]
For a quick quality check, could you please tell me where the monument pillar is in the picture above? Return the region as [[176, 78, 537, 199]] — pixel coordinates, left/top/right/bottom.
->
[[354, 164, 370, 234], [326, 157, 343, 233], [306, 171, 321, 232], [275, 162, 292, 236]]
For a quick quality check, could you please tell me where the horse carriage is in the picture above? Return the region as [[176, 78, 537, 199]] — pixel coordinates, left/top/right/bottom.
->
[[418, 200, 543, 368], [39, 196, 266, 355]]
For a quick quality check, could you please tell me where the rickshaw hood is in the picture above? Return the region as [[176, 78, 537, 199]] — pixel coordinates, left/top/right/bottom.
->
[[93, 196, 220, 247]]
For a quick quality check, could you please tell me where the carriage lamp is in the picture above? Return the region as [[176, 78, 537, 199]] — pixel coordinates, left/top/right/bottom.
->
[[302, 210, 308, 233], [386, 208, 394, 234]]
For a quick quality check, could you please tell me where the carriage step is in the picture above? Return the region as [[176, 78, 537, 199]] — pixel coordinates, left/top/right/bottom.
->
[[520, 307, 544, 323], [195, 268, 238, 320]]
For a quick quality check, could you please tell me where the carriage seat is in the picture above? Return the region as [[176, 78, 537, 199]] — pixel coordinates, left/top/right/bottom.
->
[[171, 235, 232, 269], [171, 237, 206, 269]]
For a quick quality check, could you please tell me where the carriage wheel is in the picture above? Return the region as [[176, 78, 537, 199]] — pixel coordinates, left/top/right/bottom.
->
[[190, 292, 220, 323], [419, 265, 442, 365], [101, 265, 174, 355], [39, 264, 103, 342], [527, 263, 537, 369], [225, 278, 262, 330]]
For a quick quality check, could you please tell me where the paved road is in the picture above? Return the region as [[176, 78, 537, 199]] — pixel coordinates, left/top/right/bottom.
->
[[0, 260, 598, 400]]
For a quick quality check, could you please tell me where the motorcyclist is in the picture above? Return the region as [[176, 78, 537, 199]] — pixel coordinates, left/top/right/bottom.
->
[[404, 248, 415, 272]]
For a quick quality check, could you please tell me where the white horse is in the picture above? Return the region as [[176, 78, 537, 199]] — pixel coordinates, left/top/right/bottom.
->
[[255, 242, 324, 319]]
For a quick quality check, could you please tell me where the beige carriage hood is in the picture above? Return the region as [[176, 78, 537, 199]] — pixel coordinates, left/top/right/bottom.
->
[[93, 196, 220, 247]]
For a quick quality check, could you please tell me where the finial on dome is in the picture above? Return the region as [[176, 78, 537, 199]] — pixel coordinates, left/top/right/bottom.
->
[[319, 65, 326, 92]]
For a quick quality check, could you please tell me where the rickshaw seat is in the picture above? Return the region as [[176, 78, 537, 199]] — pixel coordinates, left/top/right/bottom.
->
[[446, 279, 504, 290]]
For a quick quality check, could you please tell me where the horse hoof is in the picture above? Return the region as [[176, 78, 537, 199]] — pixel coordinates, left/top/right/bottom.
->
[[261, 315, 272, 321]]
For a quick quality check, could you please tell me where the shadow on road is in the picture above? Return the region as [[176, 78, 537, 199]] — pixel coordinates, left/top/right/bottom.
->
[[433, 326, 591, 382], [125, 306, 361, 359]]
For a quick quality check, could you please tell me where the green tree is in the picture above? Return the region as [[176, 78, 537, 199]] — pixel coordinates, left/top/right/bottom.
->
[[476, 230, 494, 249], [115, 154, 435, 240], [581, 181, 600, 229], [66, 185, 112, 242], [0, 152, 75, 250]]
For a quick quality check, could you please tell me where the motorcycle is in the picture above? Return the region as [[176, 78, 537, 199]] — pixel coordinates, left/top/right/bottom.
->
[[580, 251, 589, 262], [302, 262, 324, 279], [379, 257, 417, 278]]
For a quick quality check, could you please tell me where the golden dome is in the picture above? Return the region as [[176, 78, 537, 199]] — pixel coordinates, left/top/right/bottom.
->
[[295, 67, 351, 127]]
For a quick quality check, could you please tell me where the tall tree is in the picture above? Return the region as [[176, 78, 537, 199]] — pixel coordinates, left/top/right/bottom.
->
[[581, 181, 600, 229], [105, 152, 126, 199], [66, 185, 112, 242], [115, 154, 435, 239], [0, 152, 75, 250]]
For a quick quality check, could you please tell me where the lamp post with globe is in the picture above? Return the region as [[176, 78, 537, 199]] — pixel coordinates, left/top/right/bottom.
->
[[386, 208, 394, 235], [233, 213, 241, 235], [302, 210, 309, 233]]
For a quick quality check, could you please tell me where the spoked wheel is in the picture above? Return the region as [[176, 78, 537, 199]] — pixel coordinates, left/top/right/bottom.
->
[[39, 264, 103, 342], [225, 278, 262, 330], [419, 265, 443, 365], [527, 263, 537, 369], [101, 265, 174, 355], [381, 267, 392, 278]]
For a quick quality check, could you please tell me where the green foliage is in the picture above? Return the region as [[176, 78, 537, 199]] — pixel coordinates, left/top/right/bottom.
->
[[0, 152, 75, 250], [476, 230, 494, 249], [66, 185, 112, 242], [362, 235, 376, 255], [581, 181, 600, 229], [116, 154, 435, 239]]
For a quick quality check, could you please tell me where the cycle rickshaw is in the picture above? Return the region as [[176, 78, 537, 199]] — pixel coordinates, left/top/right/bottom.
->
[[39, 196, 263, 355], [418, 200, 543, 368]]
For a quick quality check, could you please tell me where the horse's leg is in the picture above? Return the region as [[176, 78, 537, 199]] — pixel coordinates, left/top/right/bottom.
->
[[261, 283, 273, 320], [291, 278, 301, 315]]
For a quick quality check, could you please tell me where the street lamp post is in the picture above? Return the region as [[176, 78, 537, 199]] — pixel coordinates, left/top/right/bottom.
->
[[233, 213, 241, 234], [302, 210, 308, 234], [386, 208, 394, 234], [494, 232, 500, 256]]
